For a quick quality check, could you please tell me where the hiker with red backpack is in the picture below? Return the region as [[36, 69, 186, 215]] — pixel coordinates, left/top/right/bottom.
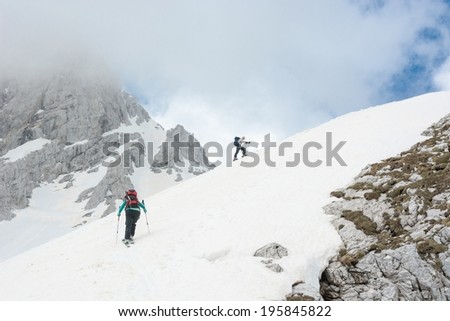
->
[[118, 189, 147, 245]]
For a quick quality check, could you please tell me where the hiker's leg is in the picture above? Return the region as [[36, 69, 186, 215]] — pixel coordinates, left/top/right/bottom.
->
[[131, 212, 140, 237], [124, 210, 133, 239], [234, 147, 240, 159]]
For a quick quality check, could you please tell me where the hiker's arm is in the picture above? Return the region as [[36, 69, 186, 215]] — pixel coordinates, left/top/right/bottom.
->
[[139, 202, 147, 213], [117, 201, 126, 216]]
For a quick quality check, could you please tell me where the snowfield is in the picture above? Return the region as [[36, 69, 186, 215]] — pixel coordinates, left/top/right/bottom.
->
[[1, 138, 51, 162], [0, 116, 199, 262], [0, 92, 449, 300]]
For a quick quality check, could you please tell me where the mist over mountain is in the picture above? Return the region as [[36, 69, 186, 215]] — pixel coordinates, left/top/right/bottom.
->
[[0, 65, 211, 261]]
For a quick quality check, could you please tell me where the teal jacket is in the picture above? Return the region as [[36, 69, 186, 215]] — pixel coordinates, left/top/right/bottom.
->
[[118, 200, 147, 216]]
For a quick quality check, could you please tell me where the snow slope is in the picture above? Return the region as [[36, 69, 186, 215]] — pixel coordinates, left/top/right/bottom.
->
[[0, 116, 204, 262], [0, 138, 51, 162], [0, 92, 448, 300]]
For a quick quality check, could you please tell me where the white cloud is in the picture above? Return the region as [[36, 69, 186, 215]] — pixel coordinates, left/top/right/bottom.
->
[[434, 57, 450, 90], [0, 0, 449, 144]]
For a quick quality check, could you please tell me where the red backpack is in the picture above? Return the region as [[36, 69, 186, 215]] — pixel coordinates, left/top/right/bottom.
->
[[125, 189, 139, 208]]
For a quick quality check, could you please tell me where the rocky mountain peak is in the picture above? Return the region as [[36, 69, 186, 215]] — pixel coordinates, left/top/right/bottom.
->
[[0, 70, 149, 150], [0, 70, 210, 223], [152, 124, 212, 172]]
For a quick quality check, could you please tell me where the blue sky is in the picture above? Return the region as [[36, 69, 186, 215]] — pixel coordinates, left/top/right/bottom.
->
[[382, 13, 450, 102], [1, 0, 450, 145]]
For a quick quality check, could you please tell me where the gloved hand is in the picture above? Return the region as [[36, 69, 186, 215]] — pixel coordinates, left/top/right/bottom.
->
[[117, 212, 121, 217]]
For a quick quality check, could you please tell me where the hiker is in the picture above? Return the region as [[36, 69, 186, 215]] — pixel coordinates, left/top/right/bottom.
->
[[118, 189, 147, 244], [233, 136, 250, 161]]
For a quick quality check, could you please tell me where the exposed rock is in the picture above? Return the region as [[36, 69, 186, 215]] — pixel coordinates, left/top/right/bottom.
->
[[0, 69, 212, 222], [318, 113, 450, 300], [254, 243, 288, 259], [265, 262, 284, 273], [83, 166, 133, 215], [287, 281, 322, 301], [152, 124, 213, 172], [255, 243, 288, 273], [58, 174, 74, 184]]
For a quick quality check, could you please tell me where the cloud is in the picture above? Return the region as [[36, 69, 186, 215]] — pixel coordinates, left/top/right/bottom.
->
[[434, 57, 450, 90], [1, 0, 449, 145]]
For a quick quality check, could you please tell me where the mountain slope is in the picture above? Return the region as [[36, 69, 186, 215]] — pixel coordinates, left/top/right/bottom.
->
[[319, 113, 450, 300], [0, 69, 211, 262], [0, 91, 449, 300]]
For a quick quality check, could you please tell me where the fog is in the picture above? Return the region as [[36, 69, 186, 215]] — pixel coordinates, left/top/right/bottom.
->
[[1, 0, 449, 144]]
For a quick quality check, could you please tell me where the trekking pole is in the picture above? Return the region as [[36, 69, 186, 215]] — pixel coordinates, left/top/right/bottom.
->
[[116, 215, 120, 244], [143, 200, 150, 234]]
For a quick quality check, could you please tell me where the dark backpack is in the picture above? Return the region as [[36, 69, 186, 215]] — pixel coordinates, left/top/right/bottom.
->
[[234, 137, 240, 147], [125, 189, 139, 208]]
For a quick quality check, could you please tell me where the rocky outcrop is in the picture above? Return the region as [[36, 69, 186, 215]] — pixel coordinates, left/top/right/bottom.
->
[[254, 243, 288, 273], [0, 72, 149, 220], [319, 114, 450, 300], [152, 124, 213, 177], [0, 72, 150, 149], [254, 243, 288, 259], [0, 69, 210, 221]]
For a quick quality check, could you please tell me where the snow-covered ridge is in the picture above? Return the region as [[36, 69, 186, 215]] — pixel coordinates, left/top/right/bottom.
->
[[0, 138, 51, 162], [63, 139, 89, 149], [0, 91, 449, 300]]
